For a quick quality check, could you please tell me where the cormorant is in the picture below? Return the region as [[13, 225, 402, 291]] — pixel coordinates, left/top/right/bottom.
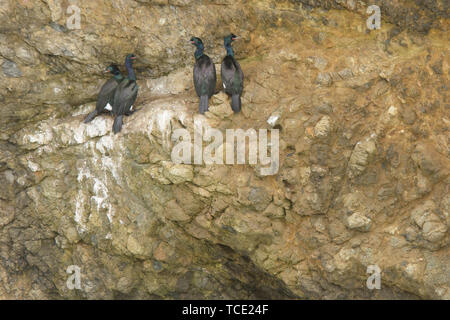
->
[[221, 34, 244, 113], [191, 37, 217, 114], [112, 54, 138, 134], [84, 64, 123, 123]]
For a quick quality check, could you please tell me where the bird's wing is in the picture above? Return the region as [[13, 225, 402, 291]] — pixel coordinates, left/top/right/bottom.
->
[[234, 58, 244, 93], [194, 55, 216, 97], [96, 78, 119, 112], [205, 58, 217, 97], [193, 63, 202, 97], [221, 57, 236, 90], [221, 56, 243, 95], [113, 80, 139, 115]]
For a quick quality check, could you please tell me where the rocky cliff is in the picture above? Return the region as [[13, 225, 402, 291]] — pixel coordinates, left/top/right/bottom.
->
[[0, 0, 448, 299]]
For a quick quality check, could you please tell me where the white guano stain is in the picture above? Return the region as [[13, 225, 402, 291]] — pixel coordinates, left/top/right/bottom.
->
[[75, 142, 122, 235], [86, 117, 110, 138], [145, 106, 189, 149], [267, 114, 280, 127], [75, 192, 87, 234], [157, 109, 174, 142], [24, 126, 54, 146], [96, 135, 114, 154], [27, 160, 40, 172], [92, 177, 114, 224]]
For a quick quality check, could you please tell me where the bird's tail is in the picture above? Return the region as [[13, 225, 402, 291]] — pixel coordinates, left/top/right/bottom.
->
[[113, 115, 123, 134], [231, 94, 241, 113], [83, 110, 98, 123], [199, 95, 209, 114]]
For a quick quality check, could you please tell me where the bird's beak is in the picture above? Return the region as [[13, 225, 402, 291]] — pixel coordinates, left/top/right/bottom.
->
[[233, 36, 241, 40]]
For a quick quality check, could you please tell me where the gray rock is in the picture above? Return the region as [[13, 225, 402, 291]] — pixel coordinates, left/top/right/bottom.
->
[[0, 200, 14, 227], [248, 187, 272, 212], [314, 116, 332, 139], [316, 103, 332, 114], [337, 68, 353, 80], [348, 135, 377, 179], [307, 56, 328, 71], [316, 72, 332, 86], [162, 162, 194, 184], [411, 143, 449, 183], [2, 60, 22, 77], [49, 22, 68, 33], [345, 212, 372, 232], [400, 107, 416, 125], [411, 200, 447, 243]]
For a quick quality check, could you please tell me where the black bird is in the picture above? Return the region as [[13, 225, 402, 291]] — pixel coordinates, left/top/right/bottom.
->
[[191, 37, 217, 114], [84, 65, 124, 123], [221, 34, 244, 113], [112, 54, 138, 134]]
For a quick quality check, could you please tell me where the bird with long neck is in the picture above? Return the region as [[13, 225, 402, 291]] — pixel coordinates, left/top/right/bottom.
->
[[112, 54, 139, 134], [84, 64, 124, 123], [191, 37, 217, 114], [221, 34, 244, 113], [124, 53, 137, 81]]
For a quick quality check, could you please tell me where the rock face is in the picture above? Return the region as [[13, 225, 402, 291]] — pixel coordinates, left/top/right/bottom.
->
[[0, 0, 449, 299]]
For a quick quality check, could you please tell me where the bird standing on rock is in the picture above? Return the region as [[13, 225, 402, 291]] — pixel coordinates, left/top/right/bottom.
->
[[84, 64, 123, 123], [221, 34, 244, 113], [191, 37, 217, 114], [112, 54, 139, 134]]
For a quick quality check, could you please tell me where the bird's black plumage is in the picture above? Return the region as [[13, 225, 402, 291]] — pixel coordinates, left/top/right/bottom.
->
[[221, 34, 244, 113], [112, 54, 138, 134], [191, 37, 217, 114], [84, 65, 123, 123]]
